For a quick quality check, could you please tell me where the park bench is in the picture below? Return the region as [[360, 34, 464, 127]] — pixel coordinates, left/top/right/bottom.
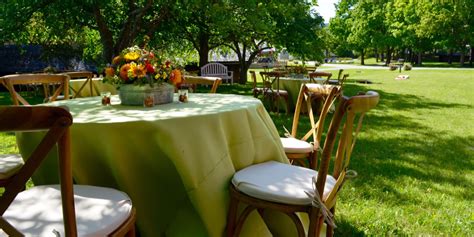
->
[[200, 63, 233, 84]]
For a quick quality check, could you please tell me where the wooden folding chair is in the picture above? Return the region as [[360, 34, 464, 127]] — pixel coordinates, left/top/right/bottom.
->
[[227, 91, 380, 237], [64, 71, 98, 98], [0, 74, 70, 105], [308, 71, 333, 84], [259, 71, 290, 114], [281, 84, 341, 169], [182, 75, 222, 93], [249, 71, 264, 98], [0, 106, 136, 236]]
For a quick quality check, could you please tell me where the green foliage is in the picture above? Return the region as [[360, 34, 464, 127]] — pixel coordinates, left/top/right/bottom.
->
[[327, 0, 473, 64]]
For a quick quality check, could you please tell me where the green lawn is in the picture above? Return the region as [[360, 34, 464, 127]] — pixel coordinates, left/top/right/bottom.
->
[[1, 67, 473, 235]]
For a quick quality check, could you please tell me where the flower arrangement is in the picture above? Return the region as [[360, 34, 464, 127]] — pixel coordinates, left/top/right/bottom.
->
[[104, 45, 182, 87], [287, 65, 307, 75]]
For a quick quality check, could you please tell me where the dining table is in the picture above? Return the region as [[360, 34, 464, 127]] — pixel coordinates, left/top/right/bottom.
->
[[15, 93, 298, 237], [276, 77, 326, 111]]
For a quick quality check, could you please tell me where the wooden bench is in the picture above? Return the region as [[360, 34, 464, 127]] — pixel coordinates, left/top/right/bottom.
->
[[200, 63, 233, 84]]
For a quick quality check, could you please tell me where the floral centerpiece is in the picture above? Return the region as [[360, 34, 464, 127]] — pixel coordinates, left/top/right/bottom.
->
[[287, 65, 307, 78], [104, 45, 182, 105]]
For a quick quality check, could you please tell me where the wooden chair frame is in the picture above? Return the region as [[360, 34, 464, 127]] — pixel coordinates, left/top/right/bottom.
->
[[327, 73, 349, 87], [183, 75, 222, 93], [64, 71, 98, 98], [308, 71, 332, 84], [249, 71, 264, 98], [259, 71, 290, 114], [227, 91, 380, 237], [0, 106, 136, 236], [286, 84, 341, 169], [0, 74, 70, 105]]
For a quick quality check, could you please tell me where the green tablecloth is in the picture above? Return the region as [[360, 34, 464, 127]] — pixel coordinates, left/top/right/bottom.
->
[[16, 93, 290, 237]]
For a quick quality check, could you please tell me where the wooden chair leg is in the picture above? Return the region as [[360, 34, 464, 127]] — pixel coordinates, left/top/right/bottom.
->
[[226, 194, 240, 237], [326, 207, 336, 237], [283, 94, 290, 114]]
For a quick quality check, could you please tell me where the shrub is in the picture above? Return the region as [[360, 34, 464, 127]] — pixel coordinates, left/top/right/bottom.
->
[[404, 64, 412, 71], [389, 64, 398, 71]]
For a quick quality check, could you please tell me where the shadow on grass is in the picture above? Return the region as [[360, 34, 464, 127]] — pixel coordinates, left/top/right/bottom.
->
[[339, 83, 473, 204], [334, 218, 366, 236]]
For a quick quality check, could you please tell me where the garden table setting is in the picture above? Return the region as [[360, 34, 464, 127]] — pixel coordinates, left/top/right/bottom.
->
[[15, 93, 293, 237], [276, 76, 326, 111]]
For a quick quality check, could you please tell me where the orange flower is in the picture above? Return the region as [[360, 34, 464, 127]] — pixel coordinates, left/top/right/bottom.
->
[[119, 64, 131, 81], [169, 69, 182, 85], [105, 67, 115, 77], [112, 56, 123, 65]]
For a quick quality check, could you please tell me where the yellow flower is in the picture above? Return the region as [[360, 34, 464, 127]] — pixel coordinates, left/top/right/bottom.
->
[[124, 51, 140, 61], [129, 63, 147, 78]]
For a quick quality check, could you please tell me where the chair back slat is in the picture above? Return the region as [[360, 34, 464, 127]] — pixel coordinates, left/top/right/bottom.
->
[[315, 91, 380, 200], [0, 74, 70, 105], [0, 106, 77, 236], [183, 75, 222, 93]]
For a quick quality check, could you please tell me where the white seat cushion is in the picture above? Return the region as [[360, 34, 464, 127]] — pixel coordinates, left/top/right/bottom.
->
[[0, 154, 24, 179], [280, 137, 313, 154], [232, 161, 336, 205], [3, 185, 133, 237]]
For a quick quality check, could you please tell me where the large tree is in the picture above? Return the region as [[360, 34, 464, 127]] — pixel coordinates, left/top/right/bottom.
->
[[1, 0, 174, 62], [220, 0, 324, 83]]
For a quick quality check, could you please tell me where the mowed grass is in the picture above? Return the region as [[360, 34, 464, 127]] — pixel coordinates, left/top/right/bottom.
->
[[303, 68, 474, 235], [1, 67, 473, 235], [238, 67, 474, 235]]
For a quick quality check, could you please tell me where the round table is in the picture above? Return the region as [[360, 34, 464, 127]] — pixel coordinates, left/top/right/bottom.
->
[[276, 77, 325, 111], [16, 94, 290, 237]]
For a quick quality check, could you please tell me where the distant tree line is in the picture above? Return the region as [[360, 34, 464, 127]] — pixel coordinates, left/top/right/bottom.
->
[[326, 0, 473, 66]]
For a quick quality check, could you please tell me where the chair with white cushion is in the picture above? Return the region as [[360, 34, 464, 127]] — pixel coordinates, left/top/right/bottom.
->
[[227, 91, 380, 237], [0, 106, 136, 236], [281, 84, 341, 169], [0, 154, 24, 188]]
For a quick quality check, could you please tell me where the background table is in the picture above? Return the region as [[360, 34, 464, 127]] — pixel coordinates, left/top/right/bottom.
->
[[16, 94, 290, 237], [69, 77, 117, 97], [276, 77, 325, 111]]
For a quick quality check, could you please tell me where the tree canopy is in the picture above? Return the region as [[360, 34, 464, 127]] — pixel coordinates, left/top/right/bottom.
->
[[328, 0, 473, 65], [1, 0, 325, 82]]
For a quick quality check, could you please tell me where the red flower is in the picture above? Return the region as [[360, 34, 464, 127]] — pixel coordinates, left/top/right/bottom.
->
[[165, 60, 171, 68], [145, 62, 155, 74]]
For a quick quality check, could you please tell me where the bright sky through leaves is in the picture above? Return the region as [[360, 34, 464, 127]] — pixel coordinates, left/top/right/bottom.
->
[[315, 0, 338, 23]]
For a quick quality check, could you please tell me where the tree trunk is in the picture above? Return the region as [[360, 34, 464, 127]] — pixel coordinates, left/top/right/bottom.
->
[[460, 50, 465, 66], [375, 48, 379, 62], [448, 48, 453, 64], [470, 47, 473, 66], [198, 34, 210, 68], [386, 47, 392, 65], [238, 61, 250, 84], [418, 52, 422, 66], [360, 49, 365, 65]]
